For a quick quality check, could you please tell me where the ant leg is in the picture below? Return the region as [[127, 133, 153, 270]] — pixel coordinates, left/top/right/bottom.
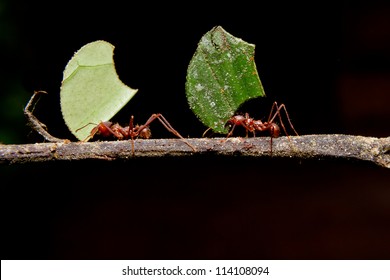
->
[[76, 122, 99, 141], [227, 122, 253, 139], [226, 121, 254, 138], [128, 114, 155, 149], [267, 101, 278, 123], [226, 123, 238, 138], [136, 114, 196, 152], [278, 103, 299, 136], [127, 116, 135, 136], [268, 102, 299, 137], [156, 114, 184, 138], [136, 114, 181, 138], [155, 114, 197, 152], [126, 115, 136, 156], [244, 113, 250, 138], [202, 127, 213, 138], [130, 133, 135, 156]]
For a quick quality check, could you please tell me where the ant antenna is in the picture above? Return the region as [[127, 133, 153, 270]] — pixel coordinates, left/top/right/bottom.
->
[[75, 122, 98, 133]]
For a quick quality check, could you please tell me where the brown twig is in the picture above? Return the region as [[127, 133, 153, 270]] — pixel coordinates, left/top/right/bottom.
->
[[6, 91, 386, 168], [0, 135, 389, 168]]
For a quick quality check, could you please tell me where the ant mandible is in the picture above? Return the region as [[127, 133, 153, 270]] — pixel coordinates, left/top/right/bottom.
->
[[77, 113, 196, 155], [225, 101, 299, 154]]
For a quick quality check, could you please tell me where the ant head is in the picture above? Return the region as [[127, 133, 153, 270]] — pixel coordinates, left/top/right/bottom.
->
[[76, 121, 109, 141], [94, 121, 113, 138], [270, 123, 280, 138]]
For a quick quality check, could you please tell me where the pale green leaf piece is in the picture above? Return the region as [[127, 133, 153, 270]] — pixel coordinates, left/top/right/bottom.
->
[[185, 26, 266, 134], [60, 40, 138, 141]]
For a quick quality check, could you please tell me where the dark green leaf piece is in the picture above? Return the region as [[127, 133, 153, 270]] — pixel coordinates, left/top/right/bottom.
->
[[185, 26, 266, 134]]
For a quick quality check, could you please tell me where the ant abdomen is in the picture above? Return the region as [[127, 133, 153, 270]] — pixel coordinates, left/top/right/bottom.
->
[[269, 123, 280, 138], [137, 126, 152, 139]]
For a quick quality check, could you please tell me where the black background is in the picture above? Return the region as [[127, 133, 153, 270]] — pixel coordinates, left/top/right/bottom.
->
[[1, 0, 390, 259]]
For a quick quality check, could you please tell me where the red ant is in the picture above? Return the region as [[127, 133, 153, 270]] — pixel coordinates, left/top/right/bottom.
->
[[77, 113, 196, 155], [224, 101, 299, 154]]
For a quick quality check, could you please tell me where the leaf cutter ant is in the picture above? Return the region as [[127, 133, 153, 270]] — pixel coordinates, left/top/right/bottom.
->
[[77, 113, 196, 155], [224, 101, 299, 154]]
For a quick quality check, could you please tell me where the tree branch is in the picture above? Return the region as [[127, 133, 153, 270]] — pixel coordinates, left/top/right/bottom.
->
[[1, 135, 389, 168]]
